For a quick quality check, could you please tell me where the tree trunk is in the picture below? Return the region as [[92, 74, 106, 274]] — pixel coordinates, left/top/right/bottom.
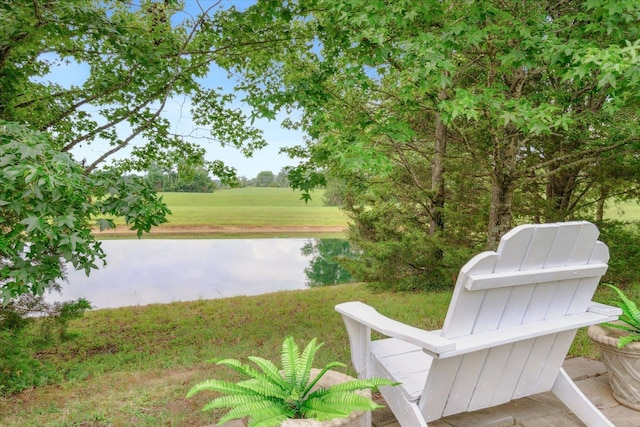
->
[[430, 110, 446, 235], [596, 186, 608, 221], [487, 136, 517, 250], [487, 176, 515, 250], [545, 166, 580, 222]]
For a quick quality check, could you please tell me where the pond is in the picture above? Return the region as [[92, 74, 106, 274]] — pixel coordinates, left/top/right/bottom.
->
[[47, 238, 356, 309]]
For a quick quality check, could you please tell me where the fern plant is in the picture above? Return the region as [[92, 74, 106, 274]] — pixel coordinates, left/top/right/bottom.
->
[[604, 284, 640, 348], [187, 336, 397, 426]]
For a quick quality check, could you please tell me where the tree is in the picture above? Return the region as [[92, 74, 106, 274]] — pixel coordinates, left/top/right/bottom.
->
[[255, 170, 275, 187], [0, 0, 270, 300], [145, 161, 215, 192], [274, 167, 290, 188], [0, 122, 170, 301], [212, 0, 640, 289]]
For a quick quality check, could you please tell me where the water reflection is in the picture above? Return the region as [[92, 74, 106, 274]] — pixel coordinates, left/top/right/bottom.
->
[[48, 238, 355, 309], [301, 239, 356, 287]]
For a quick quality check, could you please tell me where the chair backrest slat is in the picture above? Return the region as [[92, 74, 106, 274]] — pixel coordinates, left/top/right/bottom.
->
[[440, 221, 609, 339], [418, 221, 610, 421]]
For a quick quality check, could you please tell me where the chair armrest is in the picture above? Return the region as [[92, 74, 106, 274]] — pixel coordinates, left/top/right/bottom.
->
[[587, 301, 622, 317], [336, 300, 621, 360], [335, 301, 456, 355], [441, 309, 620, 358]]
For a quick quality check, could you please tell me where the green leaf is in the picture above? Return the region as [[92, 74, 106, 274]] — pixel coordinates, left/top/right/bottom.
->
[[56, 215, 76, 228], [96, 218, 115, 231], [17, 143, 43, 160], [604, 284, 640, 348], [248, 356, 289, 390], [281, 336, 300, 387], [186, 379, 257, 399], [188, 337, 398, 423], [19, 216, 43, 233], [220, 400, 289, 426]]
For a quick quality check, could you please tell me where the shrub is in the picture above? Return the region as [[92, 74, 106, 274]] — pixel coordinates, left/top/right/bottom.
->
[[0, 293, 91, 395], [597, 220, 640, 287]]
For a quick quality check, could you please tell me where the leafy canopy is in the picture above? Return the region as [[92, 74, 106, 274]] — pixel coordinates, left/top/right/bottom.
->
[[0, 121, 170, 303], [0, 0, 273, 300], [209, 0, 640, 289]]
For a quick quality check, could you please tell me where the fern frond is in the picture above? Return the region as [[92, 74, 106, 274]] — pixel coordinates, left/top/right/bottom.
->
[[301, 362, 347, 397], [216, 358, 269, 382], [317, 391, 382, 409], [300, 392, 382, 421], [186, 379, 257, 398], [300, 404, 350, 421], [218, 400, 287, 425], [322, 378, 399, 394], [620, 314, 640, 331], [248, 356, 289, 390], [603, 321, 639, 334], [605, 284, 640, 331], [236, 378, 290, 400], [281, 336, 300, 386], [296, 338, 320, 388], [201, 395, 266, 412], [618, 333, 640, 348], [189, 337, 400, 424], [247, 405, 293, 427]]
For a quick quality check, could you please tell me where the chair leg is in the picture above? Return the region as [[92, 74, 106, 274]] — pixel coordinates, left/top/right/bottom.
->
[[378, 385, 429, 427], [551, 368, 614, 427]]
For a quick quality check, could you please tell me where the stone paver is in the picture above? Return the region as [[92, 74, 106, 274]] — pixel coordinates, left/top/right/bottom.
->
[[442, 409, 515, 427], [563, 357, 607, 381], [517, 412, 583, 426], [600, 404, 640, 427], [496, 395, 565, 423], [206, 358, 639, 427], [371, 405, 399, 426]]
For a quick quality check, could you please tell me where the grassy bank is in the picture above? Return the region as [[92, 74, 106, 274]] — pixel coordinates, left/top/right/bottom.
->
[[101, 188, 349, 238], [0, 283, 620, 426], [0, 285, 448, 426]]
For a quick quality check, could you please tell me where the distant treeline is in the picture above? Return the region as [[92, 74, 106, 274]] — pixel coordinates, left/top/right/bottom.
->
[[146, 164, 290, 192]]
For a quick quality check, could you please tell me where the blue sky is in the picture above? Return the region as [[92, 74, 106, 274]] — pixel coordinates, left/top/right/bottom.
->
[[47, 0, 305, 179], [172, 0, 306, 179]]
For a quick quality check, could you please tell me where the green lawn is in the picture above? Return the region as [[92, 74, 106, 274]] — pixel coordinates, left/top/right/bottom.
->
[[114, 189, 639, 230], [159, 188, 347, 227], [105, 188, 348, 237], [107, 188, 639, 233], [605, 200, 640, 221], [0, 285, 449, 426], [0, 283, 621, 427]]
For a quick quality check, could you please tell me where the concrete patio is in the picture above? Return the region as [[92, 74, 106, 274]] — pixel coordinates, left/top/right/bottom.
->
[[208, 358, 639, 426], [369, 357, 638, 427]]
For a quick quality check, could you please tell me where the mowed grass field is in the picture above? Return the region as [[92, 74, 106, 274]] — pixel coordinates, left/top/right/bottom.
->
[[605, 201, 640, 221], [159, 188, 347, 227], [117, 188, 636, 229], [103, 187, 349, 237]]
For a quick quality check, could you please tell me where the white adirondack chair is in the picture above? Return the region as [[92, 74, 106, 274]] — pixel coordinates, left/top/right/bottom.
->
[[336, 221, 622, 427]]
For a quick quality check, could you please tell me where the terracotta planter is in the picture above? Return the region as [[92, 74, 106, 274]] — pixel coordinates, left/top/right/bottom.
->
[[588, 323, 640, 410], [241, 369, 370, 427]]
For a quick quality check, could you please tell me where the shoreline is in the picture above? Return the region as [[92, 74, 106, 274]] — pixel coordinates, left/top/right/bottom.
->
[[92, 224, 348, 238]]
